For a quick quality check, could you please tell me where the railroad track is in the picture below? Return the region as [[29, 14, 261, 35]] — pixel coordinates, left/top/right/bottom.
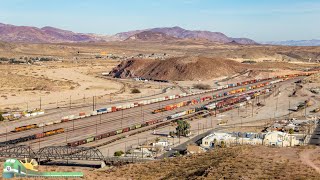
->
[[0, 76, 308, 151]]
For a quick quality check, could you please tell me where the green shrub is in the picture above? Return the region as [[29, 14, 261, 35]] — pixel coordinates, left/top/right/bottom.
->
[[0, 113, 4, 121], [114, 150, 124, 157]]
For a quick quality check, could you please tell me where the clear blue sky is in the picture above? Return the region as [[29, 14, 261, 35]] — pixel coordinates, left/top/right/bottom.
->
[[0, 0, 319, 41]]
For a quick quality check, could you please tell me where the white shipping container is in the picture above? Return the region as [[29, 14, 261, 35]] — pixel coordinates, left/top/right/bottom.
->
[[38, 123, 45, 127], [13, 114, 21, 118], [107, 107, 112, 112], [38, 111, 45, 115], [46, 122, 53, 126], [91, 111, 98, 116], [130, 104, 134, 108], [68, 115, 75, 120], [54, 120, 61, 124]]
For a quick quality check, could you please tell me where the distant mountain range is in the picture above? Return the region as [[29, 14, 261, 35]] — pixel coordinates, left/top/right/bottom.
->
[[0, 23, 257, 44], [120, 26, 257, 44], [262, 39, 320, 46]]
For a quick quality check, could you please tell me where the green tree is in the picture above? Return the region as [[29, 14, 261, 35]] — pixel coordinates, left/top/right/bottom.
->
[[176, 120, 191, 137], [220, 141, 225, 148], [289, 128, 294, 134], [213, 138, 217, 148], [0, 113, 4, 121], [114, 150, 124, 157], [173, 151, 181, 157]]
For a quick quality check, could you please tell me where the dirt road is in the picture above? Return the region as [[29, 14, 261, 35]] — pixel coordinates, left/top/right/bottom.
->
[[300, 147, 320, 174]]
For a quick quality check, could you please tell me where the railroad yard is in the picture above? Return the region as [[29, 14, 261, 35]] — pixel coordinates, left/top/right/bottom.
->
[[1, 69, 320, 161], [0, 48, 320, 180], [2, 2, 320, 179]]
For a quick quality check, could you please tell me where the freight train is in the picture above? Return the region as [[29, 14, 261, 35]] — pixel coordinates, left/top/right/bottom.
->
[[0, 128, 64, 145], [67, 88, 271, 147], [152, 81, 271, 114], [9, 72, 312, 143]]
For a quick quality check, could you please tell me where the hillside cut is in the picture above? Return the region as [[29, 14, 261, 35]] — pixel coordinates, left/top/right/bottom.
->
[[110, 56, 246, 81]]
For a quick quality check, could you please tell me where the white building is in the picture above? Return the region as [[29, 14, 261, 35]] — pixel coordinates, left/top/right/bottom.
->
[[201, 133, 234, 148], [263, 131, 299, 147], [126, 148, 153, 158], [153, 140, 169, 147]]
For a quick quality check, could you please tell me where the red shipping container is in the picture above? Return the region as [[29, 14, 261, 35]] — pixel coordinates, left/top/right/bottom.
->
[[111, 107, 117, 112], [123, 127, 129, 132], [62, 119, 69, 123], [35, 133, 45, 139], [95, 135, 102, 140], [79, 112, 86, 116], [101, 133, 109, 138], [109, 131, 116, 136]]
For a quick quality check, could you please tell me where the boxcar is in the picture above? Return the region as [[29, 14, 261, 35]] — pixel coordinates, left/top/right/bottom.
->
[[116, 129, 123, 134], [86, 137, 95, 143], [101, 132, 110, 138]]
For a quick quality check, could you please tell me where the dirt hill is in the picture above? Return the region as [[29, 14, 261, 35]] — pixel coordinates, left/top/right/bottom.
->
[[110, 56, 246, 81], [100, 146, 319, 179]]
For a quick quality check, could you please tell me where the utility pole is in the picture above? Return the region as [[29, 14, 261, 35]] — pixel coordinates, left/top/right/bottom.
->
[[39, 97, 42, 110], [288, 100, 291, 119], [121, 109, 123, 128], [92, 96, 95, 111], [96, 117, 98, 135], [251, 100, 254, 117], [69, 95, 71, 109]]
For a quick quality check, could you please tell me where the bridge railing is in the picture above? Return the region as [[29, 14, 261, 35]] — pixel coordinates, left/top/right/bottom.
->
[[0, 145, 151, 163]]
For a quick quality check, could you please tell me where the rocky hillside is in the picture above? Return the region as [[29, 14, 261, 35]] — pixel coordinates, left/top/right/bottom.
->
[[115, 26, 257, 45], [0, 23, 100, 43], [264, 39, 320, 46], [110, 56, 246, 80], [0, 23, 257, 44], [125, 31, 178, 41]]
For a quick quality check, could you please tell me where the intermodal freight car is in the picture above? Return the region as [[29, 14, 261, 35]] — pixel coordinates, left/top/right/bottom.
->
[[0, 128, 64, 145]]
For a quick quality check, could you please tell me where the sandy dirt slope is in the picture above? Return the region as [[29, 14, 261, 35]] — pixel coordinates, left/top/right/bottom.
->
[[0, 63, 122, 110]]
